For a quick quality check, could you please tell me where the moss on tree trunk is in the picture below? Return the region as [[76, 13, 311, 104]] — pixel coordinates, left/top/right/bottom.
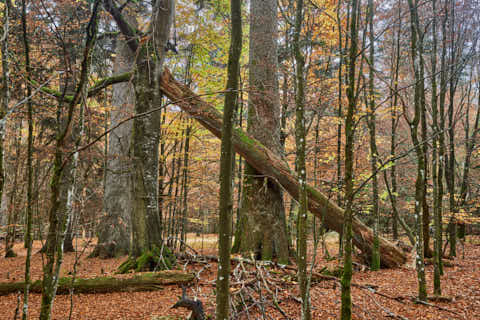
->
[[117, 245, 176, 274], [158, 68, 407, 268]]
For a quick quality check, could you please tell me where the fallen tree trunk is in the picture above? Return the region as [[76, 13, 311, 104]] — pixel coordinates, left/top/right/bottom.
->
[[0, 271, 193, 295], [33, 68, 406, 267], [159, 69, 406, 268]]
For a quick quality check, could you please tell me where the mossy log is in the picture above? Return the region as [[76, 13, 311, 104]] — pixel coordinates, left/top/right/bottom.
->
[[159, 68, 407, 268], [117, 246, 176, 274], [0, 271, 193, 296]]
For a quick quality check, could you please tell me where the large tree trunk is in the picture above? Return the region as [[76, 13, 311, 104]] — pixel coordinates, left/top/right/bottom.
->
[[234, 0, 290, 264], [159, 69, 407, 268], [104, 0, 174, 262], [128, 0, 174, 259], [91, 16, 135, 258]]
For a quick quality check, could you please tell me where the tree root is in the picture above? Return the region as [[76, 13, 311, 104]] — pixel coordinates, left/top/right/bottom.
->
[[117, 245, 176, 274]]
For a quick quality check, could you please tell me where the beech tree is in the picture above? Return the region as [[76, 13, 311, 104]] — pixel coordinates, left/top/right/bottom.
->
[[1, 0, 479, 318], [91, 8, 136, 259], [103, 0, 175, 270], [233, 0, 290, 264]]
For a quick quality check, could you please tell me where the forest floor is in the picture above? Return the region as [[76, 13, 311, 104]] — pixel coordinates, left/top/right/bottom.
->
[[0, 234, 479, 319]]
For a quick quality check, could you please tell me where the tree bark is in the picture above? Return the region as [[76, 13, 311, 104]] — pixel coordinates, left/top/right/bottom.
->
[[4, 119, 21, 258], [341, 0, 359, 317], [180, 123, 191, 250], [390, 1, 401, 240], [0, 0, 10, 256], [293, 0, 310, 317], [406, 0, 427, 301], [446, 0, 458, 258], [234, 0, 290, 264], [61, 97, 83, 254], [430, 0, 442, 296], [104, 0, 174, 260], [158, 68, 407, 268], [91, 13, 136, 258], [336, 1, 344, 257], [129, 0, 174, 258], [367, 0, 380, 271], [21, 0, 34, 316], [130, 48, 160, 257], [215, 0, 242, 316]]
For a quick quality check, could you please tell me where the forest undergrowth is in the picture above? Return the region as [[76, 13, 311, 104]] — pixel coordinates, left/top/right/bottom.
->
[[0, 234, 479, 319]]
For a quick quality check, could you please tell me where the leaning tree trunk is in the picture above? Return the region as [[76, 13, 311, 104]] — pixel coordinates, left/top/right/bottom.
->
[[159, 69, 407, 268], [234, 0, 290, 264], [91, 14, 136, 258]]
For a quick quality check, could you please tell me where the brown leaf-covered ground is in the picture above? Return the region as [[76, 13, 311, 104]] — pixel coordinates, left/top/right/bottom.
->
[[0, 235, 479, 319]]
